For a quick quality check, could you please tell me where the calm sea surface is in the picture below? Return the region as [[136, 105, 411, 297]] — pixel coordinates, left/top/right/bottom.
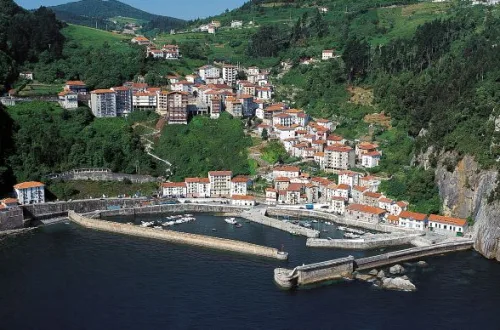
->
[[1, 213, 500, 330]]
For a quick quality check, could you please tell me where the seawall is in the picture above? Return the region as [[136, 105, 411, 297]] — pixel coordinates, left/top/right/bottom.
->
[[68, 211, 288, 261], [240, 207, 320, 238], [306, 233, 423, 250]]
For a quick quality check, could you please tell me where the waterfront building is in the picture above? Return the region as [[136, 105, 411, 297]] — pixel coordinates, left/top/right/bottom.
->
[[399, 211, 427, 230], [387, 214, 400, 226], [428, 214, 467, 236], [14, 181, 45, 205], [331, 196, 347, 215], [231, 195, 256, 206], [345, 204, 386, 223], [390, 201, 409, 216], [231, 176, 250, 196], [58, 91, 78, 109], [265, 188, 278, 205], [161, 182, 187, 198], [90, 89, 117, 117], [378, 197, 394, 212], [283, 183, 302, 205], [208, 171, 232, 198]]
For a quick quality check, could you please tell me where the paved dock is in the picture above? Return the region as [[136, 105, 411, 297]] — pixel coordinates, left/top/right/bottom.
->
[[240, 206, 320, 238]]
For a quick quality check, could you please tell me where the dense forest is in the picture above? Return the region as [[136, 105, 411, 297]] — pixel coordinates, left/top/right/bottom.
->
[[3, 103, 159, 183], [155, 114, 252, 181], [0, 0, 65, 88]]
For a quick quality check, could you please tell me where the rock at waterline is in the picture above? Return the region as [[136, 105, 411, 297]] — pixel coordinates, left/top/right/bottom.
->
[[389, 264, 405, 275], [401, 275, 409, 280], [382, 277, 416, 292], [369, 269, 378, 276], [417, 261, 428, 267], [355, 273, 373, 282], [377, 270, 385, 279]]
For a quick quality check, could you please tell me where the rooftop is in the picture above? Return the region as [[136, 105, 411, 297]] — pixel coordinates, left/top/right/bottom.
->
[[346, 204, 386, 215], [14, 181, 45, 190], [400, 211, 427, 221], [428, 214, 467, 227]]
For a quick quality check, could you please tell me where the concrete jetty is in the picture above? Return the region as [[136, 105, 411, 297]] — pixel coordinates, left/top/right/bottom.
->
[[68, 211, 288, 261], [274, 239, 474, 289], [240, 206, 320, 238], [306, 233, 424, 250]]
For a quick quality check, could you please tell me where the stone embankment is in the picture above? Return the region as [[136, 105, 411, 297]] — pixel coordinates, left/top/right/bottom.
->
[[68, 211, 288, 260], [306, 233, 424, 250], [267, 207, 417, 234], [274, 239, 474, 289], [241, 206, 320, 238]]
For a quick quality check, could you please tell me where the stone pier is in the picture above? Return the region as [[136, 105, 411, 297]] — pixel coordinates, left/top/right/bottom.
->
[[68, 211, 288, 261], [306, 233, 424, 250]]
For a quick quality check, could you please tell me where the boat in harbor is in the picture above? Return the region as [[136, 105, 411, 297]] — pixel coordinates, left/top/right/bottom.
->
[[225, 218, 238, 225], [337, 226, 346, 231], [345, 228, 365, 235], [235, 223, 243, 228], [140, 221, 155, 228], [344, 232, 361, 239]]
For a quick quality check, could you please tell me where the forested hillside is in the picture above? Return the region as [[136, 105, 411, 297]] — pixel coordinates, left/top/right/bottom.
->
[[0, 0, 65, 88]]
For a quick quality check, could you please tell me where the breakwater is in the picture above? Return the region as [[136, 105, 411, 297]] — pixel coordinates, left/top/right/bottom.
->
[[267, 208, 417, 234], [68, 211, 288, 260], [240, 207, 320, 238], [274, 239, 474, 289], [306, 233, 424, 250]]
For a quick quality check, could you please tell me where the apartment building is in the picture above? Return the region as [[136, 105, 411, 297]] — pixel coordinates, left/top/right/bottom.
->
[[322, 145, 355, 171], [111, 86, 133, 116], [208, 171, 233, 197], [90, 89, 117, 118], [14, 181, 45, 205]]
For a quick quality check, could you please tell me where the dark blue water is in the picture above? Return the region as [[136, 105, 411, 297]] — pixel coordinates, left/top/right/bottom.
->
[[1, 213, 500, 330]]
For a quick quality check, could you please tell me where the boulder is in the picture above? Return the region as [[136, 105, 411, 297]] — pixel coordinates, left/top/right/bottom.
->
[[381, 277, 416, 292], [377, 270, 385, 279], [369, 269, 378, 276], [389, 264, 405, 275], [417, 261, 428, 267], [401, 275, 410, 280]]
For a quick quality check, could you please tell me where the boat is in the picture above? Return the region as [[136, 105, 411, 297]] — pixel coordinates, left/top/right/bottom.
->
[[154, 226, 162, 229], [225, 218, 237, 225], [344, 232, 361, 239], [302, 222, 312, 228], [312, 220, 318, 223], [337, 226, 346, 231], [322, 229, 328, 233], [212, 228, 217, 232], [140, 221, 155, 228], [175, 219, 183, 224], [235, 223, 243, 228], [345, 228, 365, 235]]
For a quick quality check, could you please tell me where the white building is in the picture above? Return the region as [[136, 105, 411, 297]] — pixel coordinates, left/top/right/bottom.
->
[[90, 89, 117, 118], [338, 170, 362, 187], [111, 86, 133, 116], [208, 171, 232, 197], [231, 195, 256, 206], [198, 65, 221, 81], [58, 91, 78, 109], [231, 20, 243, 28], [265, 188, 278, 205], [231, 176, 249, 196], [133, 92, 157, 110], [222, 65, 238, 85], [399, 211, 427, 230], [361, 151, 381, 168], [428, 214, 467, 236], [14, 181, 45, 205], [322, 145, 355, 171], [331, 196, 347, 215], [390, 201, 408, 216], [161, 182, 187, 198], [272, 166, 300, 179], [322, 50, 335, 60]]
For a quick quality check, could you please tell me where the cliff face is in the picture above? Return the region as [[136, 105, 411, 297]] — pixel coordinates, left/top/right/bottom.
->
[[432, 154, 500, 261]]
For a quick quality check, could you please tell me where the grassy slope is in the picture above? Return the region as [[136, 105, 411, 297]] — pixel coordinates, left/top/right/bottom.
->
[[62, 24, 130, 50]]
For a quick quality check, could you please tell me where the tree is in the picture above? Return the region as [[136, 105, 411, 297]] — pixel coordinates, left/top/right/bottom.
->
[[342, 37, 370, 82], [261, 128, 268, 140]]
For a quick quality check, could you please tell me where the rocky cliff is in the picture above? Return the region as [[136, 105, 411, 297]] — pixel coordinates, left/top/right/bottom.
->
[[432, 154, 500, 261]]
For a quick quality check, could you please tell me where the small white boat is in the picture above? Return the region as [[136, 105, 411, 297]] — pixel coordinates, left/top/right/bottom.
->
[[175, 219, 183, 224], [303, 222, 312, 228], [312, 220, 318, 223], [154, 226, 162, 229], [225, 218, 237, 225], [344, 232, 361, 239], [140, 221, 155, 228], [337, 226, 346, 231]]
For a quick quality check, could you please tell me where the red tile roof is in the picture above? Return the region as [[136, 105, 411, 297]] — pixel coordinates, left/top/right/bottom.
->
[[208, 171, 232, 176], [273, 166, 300, 173], [14, 181, 44, 189], [346, 204, 386, 215], [337, 184, 350, 190], [364, 191, 382, 199], [232, 176, 250, 183], [161, 182, 186, 188], [232, 195, 255, 200], [428, 214, 466, 227], [400, 211, 427, 221]]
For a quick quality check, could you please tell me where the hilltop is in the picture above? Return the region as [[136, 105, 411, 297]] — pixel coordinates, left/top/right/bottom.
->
[[49, 0, 185, 30]]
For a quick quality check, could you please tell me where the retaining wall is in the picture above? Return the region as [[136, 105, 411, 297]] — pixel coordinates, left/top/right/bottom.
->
[[306, 233, 423, 250], [0, 207, 24, 231], [267, 208, 418, 234], [355, 240, 474, 270], [68, 211, 287, 260], [297, 256, 354, 285], [97, 204, 247, 218], [241, 208, 319, 238]]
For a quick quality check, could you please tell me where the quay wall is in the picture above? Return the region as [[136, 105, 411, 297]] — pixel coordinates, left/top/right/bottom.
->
[[355, 240, 474, 270], [267, 208, 417, 234], [0, 207, 24, 231], [240, 208, 319, 238], [297, 256, 354, 286], [306, 233, 423, 250], [68, 211, 288, 261], [97, 204, 247, 218]]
